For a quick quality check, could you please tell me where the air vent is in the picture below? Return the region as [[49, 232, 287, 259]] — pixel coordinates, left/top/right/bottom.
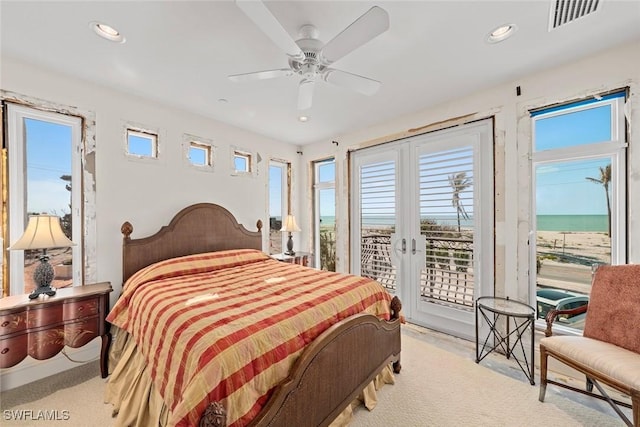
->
[[549, 0, 601, 30]]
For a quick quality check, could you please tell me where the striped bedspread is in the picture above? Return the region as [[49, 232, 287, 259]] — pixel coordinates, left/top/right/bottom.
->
[[107, 249, 392, 426]]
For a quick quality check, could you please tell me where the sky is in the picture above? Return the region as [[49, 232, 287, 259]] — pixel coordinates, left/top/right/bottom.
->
[[317, 161, 335, 218], [269, 165, 282, 218], [535, 101, 614, 216], [25, 118, 72, 215]]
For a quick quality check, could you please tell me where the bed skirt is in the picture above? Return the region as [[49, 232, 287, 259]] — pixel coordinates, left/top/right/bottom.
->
[[104, 327, 395, 427]]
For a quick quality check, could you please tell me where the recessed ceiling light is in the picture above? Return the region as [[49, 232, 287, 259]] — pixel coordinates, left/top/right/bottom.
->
[[90, 21, 126, 43], [486, 24, 517, 44], [298, 116, 309, 122]]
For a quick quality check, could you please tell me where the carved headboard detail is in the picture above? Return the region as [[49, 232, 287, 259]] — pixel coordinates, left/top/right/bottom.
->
[[121, 203, 263, 283]]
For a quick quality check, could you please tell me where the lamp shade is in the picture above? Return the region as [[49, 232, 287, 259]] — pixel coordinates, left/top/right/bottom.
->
[[280, 214, 301, 232], [8, 215, 75, 250]]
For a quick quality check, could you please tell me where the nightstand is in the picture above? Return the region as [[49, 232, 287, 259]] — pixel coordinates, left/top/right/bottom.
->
[[271, 252, 312, 267], [0, 282, 113, 378]]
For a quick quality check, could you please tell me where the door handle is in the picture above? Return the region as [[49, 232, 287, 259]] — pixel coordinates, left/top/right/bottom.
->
[[401, 238, 407, 254], [412, 238, 416, 255]]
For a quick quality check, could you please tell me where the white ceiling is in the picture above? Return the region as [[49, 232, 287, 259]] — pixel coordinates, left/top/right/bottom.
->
[[2, 1, 639, 145]]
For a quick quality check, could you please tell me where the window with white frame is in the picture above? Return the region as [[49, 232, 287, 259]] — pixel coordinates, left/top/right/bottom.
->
[[189, 142, 211, 167], [313, 158, 336, 271], [531, 91, 627, 332], [233, 150, 252, 174], [268, 161, 289, 254], [6, 103, 83, 295], [182, 134, 215, 171], [127, 128, 158, 158]]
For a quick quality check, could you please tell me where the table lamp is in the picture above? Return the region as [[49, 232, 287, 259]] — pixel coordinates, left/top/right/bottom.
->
[[8, 214, 75, 299], [280, 214, 301, 256]]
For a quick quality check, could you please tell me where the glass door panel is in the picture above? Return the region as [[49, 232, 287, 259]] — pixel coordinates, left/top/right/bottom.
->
[[352, 153, 399, 295], [419, 147, 475, 309]]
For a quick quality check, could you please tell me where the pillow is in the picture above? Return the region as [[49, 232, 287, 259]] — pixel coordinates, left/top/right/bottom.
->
[[126, 248, 270, 289]]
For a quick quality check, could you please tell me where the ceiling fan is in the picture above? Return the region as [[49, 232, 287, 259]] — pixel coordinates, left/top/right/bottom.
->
[[230, 0, 390, 110]]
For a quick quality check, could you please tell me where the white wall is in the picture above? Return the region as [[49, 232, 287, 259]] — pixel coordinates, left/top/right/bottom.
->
[[0, 56, 302, 304], [299, 40, 640, 303]]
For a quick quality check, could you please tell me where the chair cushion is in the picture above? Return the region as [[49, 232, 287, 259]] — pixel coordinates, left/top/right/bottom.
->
[[541, 336, 640, 391], [583, 264, 640, 354]]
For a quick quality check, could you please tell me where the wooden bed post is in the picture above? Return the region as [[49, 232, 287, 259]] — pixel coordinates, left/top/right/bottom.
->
[[199, 402, 226, 427], [390, 296, 402, 373]]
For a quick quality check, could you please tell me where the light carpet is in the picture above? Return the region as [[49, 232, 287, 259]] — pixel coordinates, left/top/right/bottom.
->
[[0, 330, 625, 426]]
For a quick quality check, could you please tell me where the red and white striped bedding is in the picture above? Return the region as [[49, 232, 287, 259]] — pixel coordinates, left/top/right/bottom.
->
[[107, 249, 392, 426]]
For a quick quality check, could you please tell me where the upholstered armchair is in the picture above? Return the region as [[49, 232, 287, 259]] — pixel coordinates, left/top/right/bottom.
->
[[539, 264, 640, 427]]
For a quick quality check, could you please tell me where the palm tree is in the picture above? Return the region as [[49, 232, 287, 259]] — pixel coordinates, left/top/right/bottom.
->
[[586, 164, 611, 237], [448, 172, 471, 232]]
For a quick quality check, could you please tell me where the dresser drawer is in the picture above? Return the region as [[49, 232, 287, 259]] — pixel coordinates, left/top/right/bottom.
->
[[64, 317, 100, 348], [0, 334, 28, 368], [63, 297, 100, 321], [28, 326, 65, 360], [0, 312, 27, 335], [27, 304, 63, 328]]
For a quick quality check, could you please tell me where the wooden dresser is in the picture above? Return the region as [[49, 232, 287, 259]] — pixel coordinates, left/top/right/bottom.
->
[[0, 282, 112, 378]]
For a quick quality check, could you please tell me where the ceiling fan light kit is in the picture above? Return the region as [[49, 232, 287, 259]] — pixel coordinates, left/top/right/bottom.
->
[[231, 1, 389, 110]]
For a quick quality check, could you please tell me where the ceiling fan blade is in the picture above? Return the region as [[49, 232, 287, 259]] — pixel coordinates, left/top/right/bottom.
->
[[323, 69, 381, 96], [235, 0, 304, 60], [298, 79, 315, 110], [228, 68, 293, 82], [320, 6, 389, 65]]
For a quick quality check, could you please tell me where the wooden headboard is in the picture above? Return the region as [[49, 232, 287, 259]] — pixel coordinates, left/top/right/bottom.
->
[[121, 203, 263, 283]]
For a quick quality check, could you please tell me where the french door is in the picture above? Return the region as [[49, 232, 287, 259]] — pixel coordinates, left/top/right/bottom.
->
[[351, 120, 494, 339]]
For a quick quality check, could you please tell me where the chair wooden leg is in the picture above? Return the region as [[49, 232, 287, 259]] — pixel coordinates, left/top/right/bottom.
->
[[539, 345, 548, 402]]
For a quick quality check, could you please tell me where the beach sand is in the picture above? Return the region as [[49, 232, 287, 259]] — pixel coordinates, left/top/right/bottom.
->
[[536, 230, 610, 295]]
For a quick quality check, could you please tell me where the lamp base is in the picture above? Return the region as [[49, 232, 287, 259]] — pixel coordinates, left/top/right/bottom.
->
[[30, 255, 56, 299], [285, 232, 295, 256], [29, 285, 57, 299]]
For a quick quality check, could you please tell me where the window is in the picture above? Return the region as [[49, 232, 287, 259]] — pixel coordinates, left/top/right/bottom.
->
[[182, 134, 214, 171], [268, 161, 289, 254], [531, 91, 626, 331], [5, 104, 83, 295], [313, 158, 336, 271], [189, 143, 210, 166], [127, 128, 157, 158], [233, 150, 252, 174]]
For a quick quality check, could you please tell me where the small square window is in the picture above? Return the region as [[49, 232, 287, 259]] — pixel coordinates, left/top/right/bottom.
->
[[234, 151, 251, 173], [127, 129, 157, 158], [189, 142, 212, 167]]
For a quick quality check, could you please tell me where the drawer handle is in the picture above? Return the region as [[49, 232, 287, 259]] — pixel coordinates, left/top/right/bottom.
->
[[1, 348, 8, 354], [1, 321, 9, 327], [78, 306, 84, 311]]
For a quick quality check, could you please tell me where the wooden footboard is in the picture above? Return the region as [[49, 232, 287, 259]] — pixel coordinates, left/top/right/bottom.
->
[[200, 296, 402, 427]]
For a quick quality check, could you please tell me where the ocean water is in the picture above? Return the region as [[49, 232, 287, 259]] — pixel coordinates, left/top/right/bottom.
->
[[321, 215, 470, 228], [536, 214, 607, 232], [320, 214, 608, 233]]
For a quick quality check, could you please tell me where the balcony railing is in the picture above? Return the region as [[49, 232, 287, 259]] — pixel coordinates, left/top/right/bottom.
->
[[360, 234, 474, 308]]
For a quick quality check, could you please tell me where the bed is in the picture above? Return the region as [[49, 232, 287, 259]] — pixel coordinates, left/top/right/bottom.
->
[[104, 203, 402, 427]]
